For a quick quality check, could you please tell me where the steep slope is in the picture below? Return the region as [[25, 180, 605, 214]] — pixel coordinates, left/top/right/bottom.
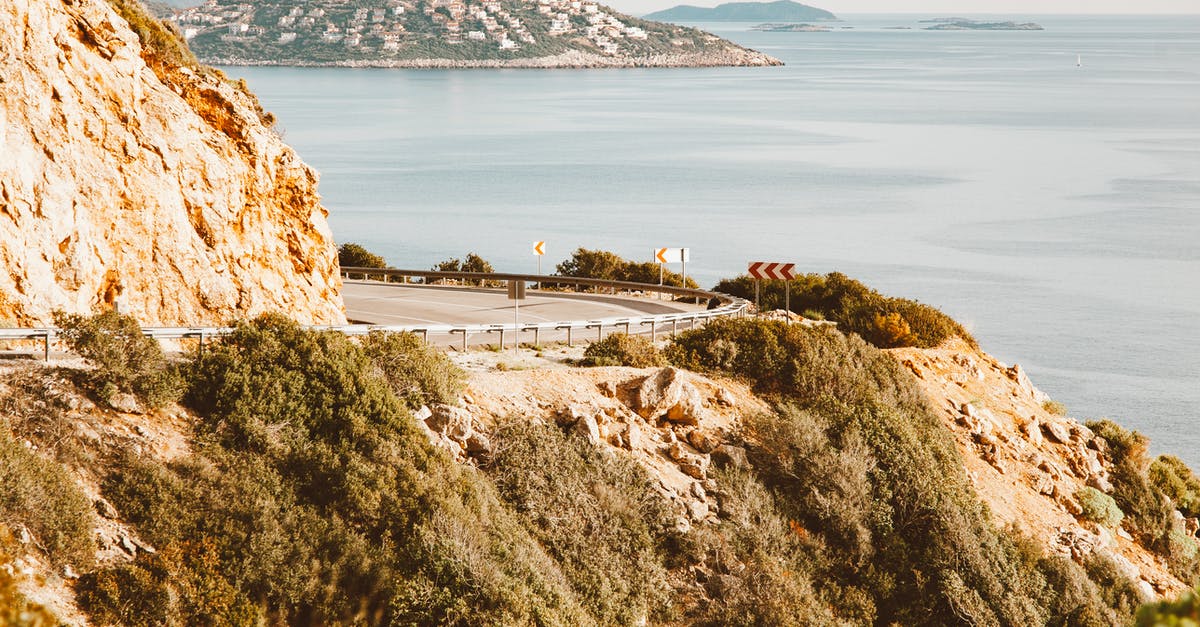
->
[[892, 339, 1190, 598], [172, 0, 780, 68], [0, 0, 344, 326]]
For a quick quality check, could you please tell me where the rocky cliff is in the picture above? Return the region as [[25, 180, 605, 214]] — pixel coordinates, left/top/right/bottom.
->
[[0, 0, 344, 326]]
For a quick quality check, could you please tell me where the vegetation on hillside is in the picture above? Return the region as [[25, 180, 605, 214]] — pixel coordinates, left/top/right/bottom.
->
[[1088, 420, 1200, 582], [714, 272, 974, 348], [581, 333, 666, 367], [556, 248, 698, 289], [337, 243, 388, 269], [2, 264, 1197, 625], [78, 315, 590, 624], [667, 317, 1144, 625]]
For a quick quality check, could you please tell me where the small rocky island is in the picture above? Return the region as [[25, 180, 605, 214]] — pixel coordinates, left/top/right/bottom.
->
[[921, 18, 1044, 31], [750, 22, 830, 32], [171, 0, 781, 68]]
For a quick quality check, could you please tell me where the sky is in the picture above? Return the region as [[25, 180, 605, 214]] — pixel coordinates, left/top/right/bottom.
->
[[612, 0, 1200, 16]]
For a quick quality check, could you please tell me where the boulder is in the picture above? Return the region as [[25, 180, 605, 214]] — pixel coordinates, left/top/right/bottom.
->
[[711, 444, 749, 470], [108, 393, 142, 414], [1041, 420, 1072, 444], [679, 460, 707, 480], [427, 404, 473, 441], [597, 381, 617, 398], [1006, 364, 1050, 404], [412, 405, 433, 422], [688, 500, 709, 521], [574, 413, 601, 446], [687, 429, 722, 454], [714, 387, 736, 407], [1023, 418, 1044, 447], [464, 431, 493, 458], [630, 368, 706, 425]]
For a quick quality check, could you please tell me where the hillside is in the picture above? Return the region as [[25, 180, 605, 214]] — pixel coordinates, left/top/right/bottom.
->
[[0, 0, 345, 326], [2, 302, 1199, 624], [172, 0, 780, 68], [643, 0, 835, 23]]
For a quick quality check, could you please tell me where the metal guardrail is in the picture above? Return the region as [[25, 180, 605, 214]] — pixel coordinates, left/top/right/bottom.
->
[[337, 268, 750, 350], [0, 269, 750, 358]]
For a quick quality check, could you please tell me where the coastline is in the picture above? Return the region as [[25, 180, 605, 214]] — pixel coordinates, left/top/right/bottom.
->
[[200, 48, 783, 69]]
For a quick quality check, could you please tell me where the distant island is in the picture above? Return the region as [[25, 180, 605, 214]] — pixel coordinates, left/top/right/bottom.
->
[[643, 0, 835, 23], [921, 18, 1044, 31], [171, 0, 781, 69], [750, 22, 829, 32]]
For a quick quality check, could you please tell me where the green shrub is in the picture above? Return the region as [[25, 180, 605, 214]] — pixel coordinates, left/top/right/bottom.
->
[[103, 0, 198, 73], [487, 421, 674, 624], [53, 310, 181, 409], [1043, 400, 1069, 416], [1076, 487, 1125, 527], [360, 331, 465, 409], [712, 272, 973, 348], [337, 242, 388, 269], [1151, 455, 1200, 517], [1089, 420, 1200, 582], [0, 428, 95, 568], [668, 317, 1132, 625], [86, 314, 589, 625], [433, 253, 499, 286], [581, 333, 665, 368], [0, 528, 59, 626], [1087, 421, 1172, 542], [556, 248, 697, 288], [1136, 587, 1200, 626], [433, 252, 494, 274]]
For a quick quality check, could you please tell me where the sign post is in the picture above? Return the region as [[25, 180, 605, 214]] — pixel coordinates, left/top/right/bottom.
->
[[655, 247, 690, 294], [747, 262, 797, 320], [532, 241, 545, 289], [507, 280, 526, 351]]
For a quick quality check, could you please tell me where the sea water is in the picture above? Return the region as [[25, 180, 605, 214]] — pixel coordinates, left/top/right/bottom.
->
[[225, 14, 1200, 466]]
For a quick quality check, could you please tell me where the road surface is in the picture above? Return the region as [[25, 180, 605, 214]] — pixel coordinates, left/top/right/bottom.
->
[[342, 280, 703, 327]]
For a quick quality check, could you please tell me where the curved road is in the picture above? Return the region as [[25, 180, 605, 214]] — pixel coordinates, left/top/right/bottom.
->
[[342, 280, 704, 327]]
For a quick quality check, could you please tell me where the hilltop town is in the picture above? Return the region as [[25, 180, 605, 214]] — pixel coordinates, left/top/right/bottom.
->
[[172, 0, 780, 67]]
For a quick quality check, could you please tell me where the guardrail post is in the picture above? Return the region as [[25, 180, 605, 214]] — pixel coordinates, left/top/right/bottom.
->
[[43, 332, 50, 361], [623, 321, 631, 335], [533, 326, 540, 347], [198, 332, 205, 359], [421, 329, 429, 344], [596, 324, 603, 343], [648, 321, 657, 342], [672, 319, 678, 337], [566, 326, 573, 347], [497, 327, 505, 350]]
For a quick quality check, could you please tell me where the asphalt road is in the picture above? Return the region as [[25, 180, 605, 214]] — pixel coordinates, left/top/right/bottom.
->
[[342, 280, 703, 327]]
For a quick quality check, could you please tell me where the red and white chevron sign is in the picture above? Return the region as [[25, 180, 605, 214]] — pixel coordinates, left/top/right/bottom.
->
[[748, 262, 796, 280]]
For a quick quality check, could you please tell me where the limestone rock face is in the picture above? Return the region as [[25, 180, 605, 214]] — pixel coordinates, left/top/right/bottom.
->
[[0, 0, 344, 326]]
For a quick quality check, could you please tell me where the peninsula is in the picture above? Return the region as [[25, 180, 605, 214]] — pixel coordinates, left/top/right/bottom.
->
[[644, 0, 835, 23], [172, 0, 780, 68]]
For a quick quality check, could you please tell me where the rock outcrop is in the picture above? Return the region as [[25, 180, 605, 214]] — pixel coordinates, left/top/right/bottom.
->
[[0, 0, 344, 326], [893, 339, 1188, 598]]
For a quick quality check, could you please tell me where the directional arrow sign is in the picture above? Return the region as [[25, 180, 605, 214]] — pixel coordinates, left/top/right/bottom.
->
[[655, 248, 689, 263], [748, 262, 797, 280], [533, 241, 545, 256]]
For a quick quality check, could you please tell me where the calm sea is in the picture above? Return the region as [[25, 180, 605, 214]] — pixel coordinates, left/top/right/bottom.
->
[[224, 14, 1200, 466]]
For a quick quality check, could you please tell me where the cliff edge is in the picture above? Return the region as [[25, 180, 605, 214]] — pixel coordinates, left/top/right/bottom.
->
[[0, 0, 345, 326]]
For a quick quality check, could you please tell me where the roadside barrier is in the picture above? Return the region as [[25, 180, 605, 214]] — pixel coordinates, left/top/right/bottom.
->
[[0, 268, 750, 358]]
